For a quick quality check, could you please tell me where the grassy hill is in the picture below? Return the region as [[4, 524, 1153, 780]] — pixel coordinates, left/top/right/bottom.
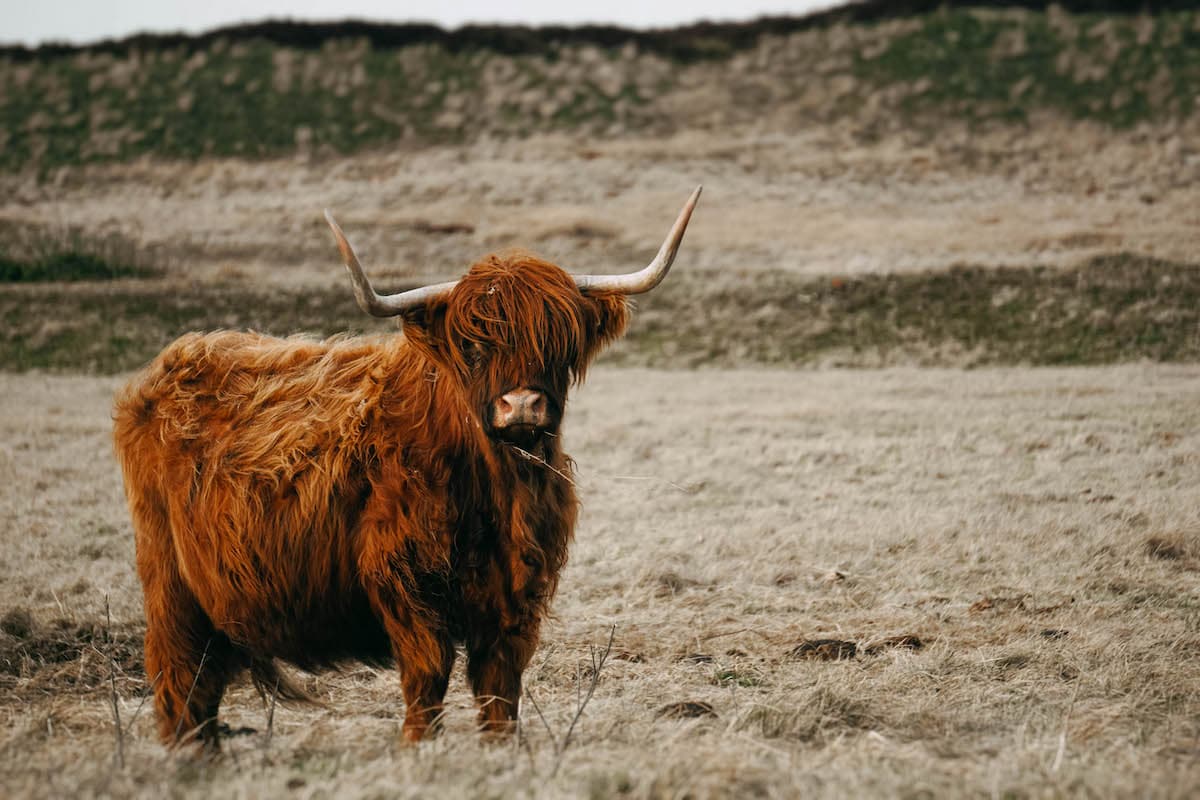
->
[[1, 2, 1198, 171]]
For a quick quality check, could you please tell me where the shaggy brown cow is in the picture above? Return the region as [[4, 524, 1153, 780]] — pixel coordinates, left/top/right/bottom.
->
[[113, 187, 700, 749]]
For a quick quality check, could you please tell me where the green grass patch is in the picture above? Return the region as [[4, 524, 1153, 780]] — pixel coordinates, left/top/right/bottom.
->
[[0, 283, 391, 373], [0, 223, 163, 282], [854, 9, 1200, 127], [2, 252, 1198, 373], [621, 252, 1200, 368]]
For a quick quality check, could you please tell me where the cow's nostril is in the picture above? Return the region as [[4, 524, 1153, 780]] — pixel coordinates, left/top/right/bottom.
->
[[527, 392, 546, 417], [496, 396, 513, 416]]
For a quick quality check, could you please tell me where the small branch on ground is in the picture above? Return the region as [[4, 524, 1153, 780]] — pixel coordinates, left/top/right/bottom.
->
[[105, 595, 125, 769], [522, 625, 618, 777], [264, 677, 279, 756], [552, 625, 616, 776], [524, 688, 559, 753], [174, 638, 212, 742], [124, 671, 161, 739]]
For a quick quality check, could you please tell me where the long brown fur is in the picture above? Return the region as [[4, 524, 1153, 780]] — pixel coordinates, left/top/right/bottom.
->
[[113, 251, 629, 748]]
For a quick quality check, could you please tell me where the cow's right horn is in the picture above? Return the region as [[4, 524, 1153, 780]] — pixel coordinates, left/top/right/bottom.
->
[[573, 185, 702, 295], [324, 210, 458, 317]]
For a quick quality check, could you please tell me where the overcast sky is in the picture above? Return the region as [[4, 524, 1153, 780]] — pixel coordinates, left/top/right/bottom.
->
[[6, 1, 846, 46]]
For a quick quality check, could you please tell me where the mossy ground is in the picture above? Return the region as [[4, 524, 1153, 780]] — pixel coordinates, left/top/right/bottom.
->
[[0, 222, 162, 283], [3, 252, 1196, 373]]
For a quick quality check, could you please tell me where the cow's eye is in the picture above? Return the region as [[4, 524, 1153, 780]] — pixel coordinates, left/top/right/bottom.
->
[[464, 341, 486, 370]]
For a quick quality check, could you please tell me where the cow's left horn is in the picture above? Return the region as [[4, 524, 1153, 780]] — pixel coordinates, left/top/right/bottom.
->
[[573, 185, 702, 295], [324, 209, 458, 317]]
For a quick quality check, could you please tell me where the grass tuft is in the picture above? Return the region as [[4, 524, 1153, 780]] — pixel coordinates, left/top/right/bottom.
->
[[0, 222, 163, 282]]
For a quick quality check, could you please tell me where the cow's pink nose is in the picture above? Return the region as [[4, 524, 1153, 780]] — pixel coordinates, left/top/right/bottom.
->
[[495, 389, 548, 428]]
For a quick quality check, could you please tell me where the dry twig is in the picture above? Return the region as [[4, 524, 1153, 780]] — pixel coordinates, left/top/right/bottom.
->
[[124, 671, 161, 738], [104, 595, 124, 769], [522, 625, 618, 776], [264, 677, 279, 756], [558, 626, 616, 759], [174, 638, 212, 742]]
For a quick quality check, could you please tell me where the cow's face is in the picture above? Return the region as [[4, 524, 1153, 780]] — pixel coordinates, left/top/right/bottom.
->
[[405, 251, 629, 450], [324, 188, 698, 451]]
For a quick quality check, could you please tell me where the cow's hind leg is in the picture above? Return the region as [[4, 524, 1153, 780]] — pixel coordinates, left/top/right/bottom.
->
[[132, 495, 237, 751], [144, 610, 238, 751]]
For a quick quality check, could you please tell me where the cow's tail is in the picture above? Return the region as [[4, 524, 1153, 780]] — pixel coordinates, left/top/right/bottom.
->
[[249, 657, 314, 705]]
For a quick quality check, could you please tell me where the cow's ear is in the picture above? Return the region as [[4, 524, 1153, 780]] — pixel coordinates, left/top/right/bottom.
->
[[576, 291, 631, 375], [399, 297, 451, 358]]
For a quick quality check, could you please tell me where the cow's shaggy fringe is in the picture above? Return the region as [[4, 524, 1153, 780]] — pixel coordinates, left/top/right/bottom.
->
[[112, 251, 628, 748]]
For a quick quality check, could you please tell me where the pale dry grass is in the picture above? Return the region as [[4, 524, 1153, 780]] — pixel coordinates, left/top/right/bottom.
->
[[3, 122, 1199, 289], [1, 365, 1199, 797]]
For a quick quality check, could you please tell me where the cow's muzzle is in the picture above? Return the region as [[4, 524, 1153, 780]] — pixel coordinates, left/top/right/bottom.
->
[[491, 389, 552, 440]]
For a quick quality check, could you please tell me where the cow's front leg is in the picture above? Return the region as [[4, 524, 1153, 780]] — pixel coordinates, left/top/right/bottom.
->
[[356, 475, 457, 742], [467, 628, 537, 734], [367, 580, 455, 742], [389, 619, 456, 743]]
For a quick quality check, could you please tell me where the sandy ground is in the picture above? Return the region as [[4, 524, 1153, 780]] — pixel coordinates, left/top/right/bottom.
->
[[2, 122, 1199, 289], [1, 364, 1198, 797]]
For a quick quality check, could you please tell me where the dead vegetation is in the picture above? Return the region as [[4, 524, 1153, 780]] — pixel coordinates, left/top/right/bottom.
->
[[2, 365, 1199, 797], [0, 607, 144, 702], [2, 8, 1199, 792]]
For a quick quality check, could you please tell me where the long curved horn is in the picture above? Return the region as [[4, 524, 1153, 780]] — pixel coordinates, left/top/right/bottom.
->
[[574, 185, 702, 295], [324, 209, 458, 317]]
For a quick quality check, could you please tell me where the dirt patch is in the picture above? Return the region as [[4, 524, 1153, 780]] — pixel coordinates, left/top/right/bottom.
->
[[862, 635, 924, 655], [0, 607, 145, 705], [0, 607, 34, 638], [1144, 533, 1194, 561], [787, 639, 858, 661], [786, 635, 923, 661], [656, 700, 717, 719]]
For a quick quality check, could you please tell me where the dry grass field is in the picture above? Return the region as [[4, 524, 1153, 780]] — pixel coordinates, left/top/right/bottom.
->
[[1, 364, 1199, 798], [4, 8, 1200, 797], [3, 122, 1199, 288]]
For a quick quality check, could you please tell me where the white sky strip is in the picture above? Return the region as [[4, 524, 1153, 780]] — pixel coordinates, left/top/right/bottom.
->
[[5, 1, 845, 47]]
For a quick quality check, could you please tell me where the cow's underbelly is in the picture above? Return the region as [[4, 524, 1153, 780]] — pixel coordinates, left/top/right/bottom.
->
[[167, 470, 540, 672], [171, 493, 398, 669], [199, 574, 394, 670]]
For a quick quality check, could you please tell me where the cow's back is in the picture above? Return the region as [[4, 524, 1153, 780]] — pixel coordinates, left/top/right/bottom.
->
[[113, 330, 404, 661]]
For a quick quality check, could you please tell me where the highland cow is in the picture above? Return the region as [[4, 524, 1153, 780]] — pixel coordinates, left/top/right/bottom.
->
[[112, 187, 701, 749]]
